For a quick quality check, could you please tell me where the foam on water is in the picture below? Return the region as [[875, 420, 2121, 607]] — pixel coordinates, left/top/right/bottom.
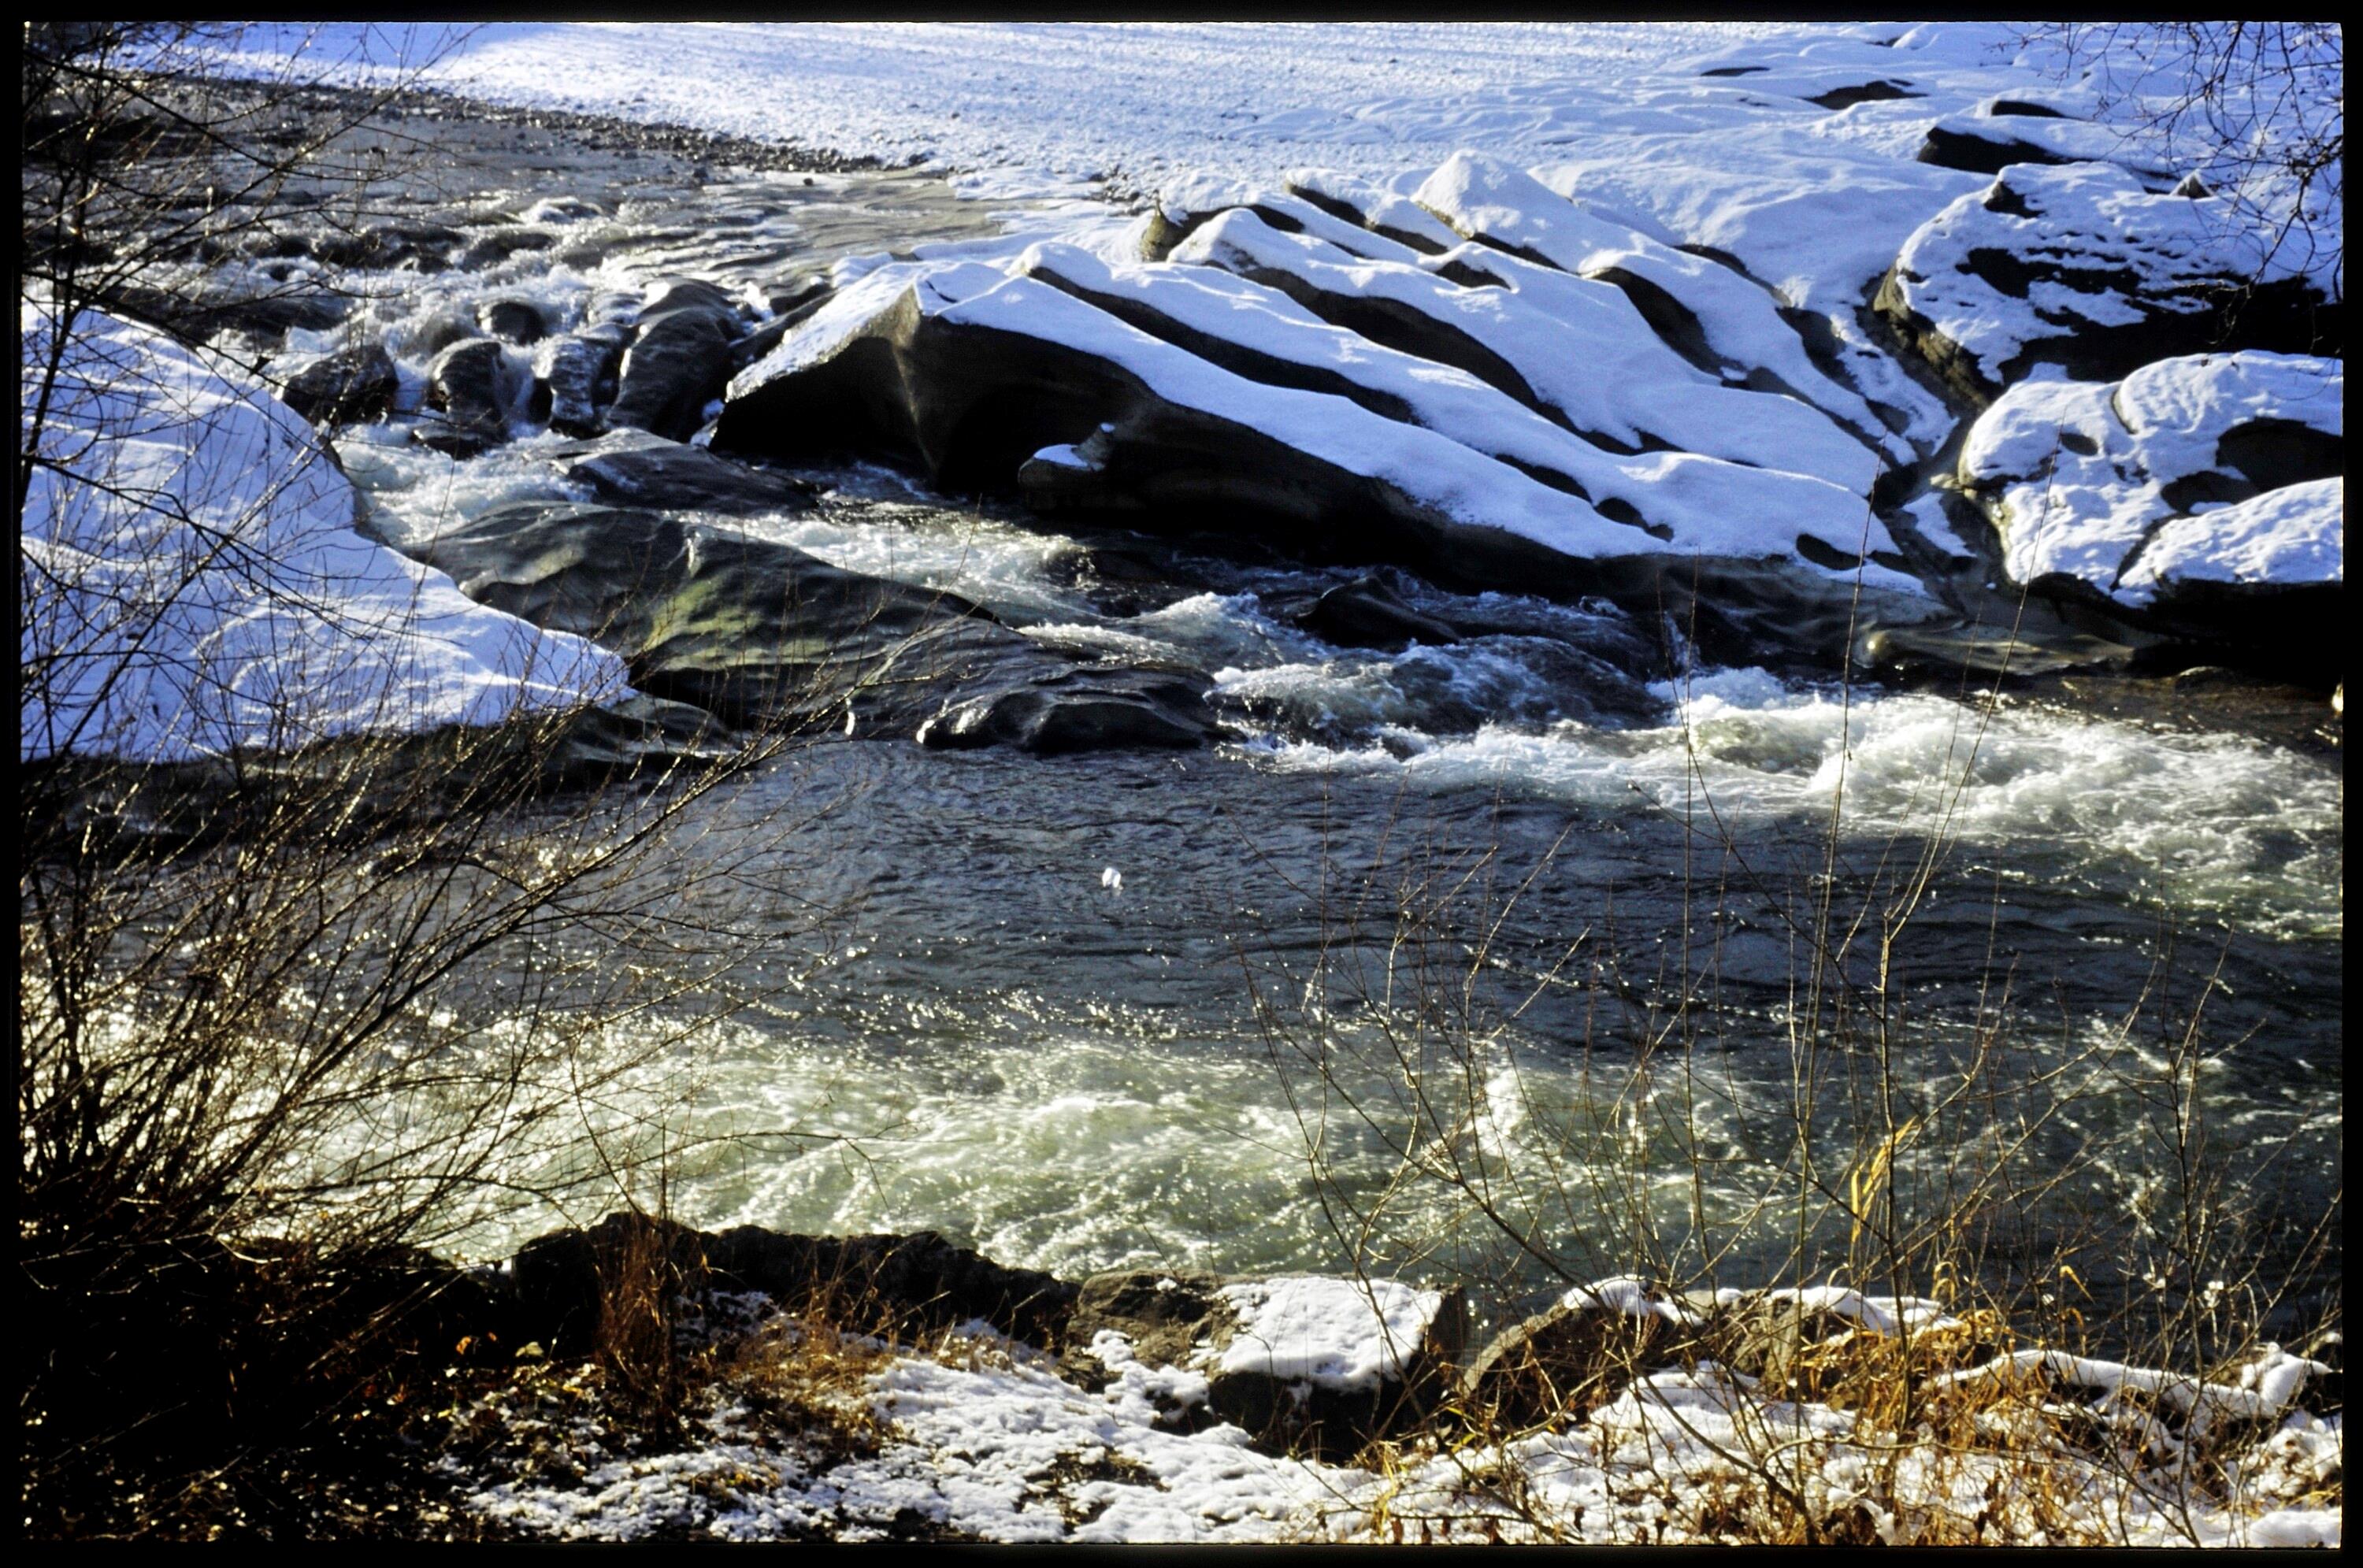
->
[[1246, 667, 2343, 937]]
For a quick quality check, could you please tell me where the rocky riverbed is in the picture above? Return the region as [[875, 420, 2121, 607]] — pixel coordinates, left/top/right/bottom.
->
[[27, 32, 2343, 1542]]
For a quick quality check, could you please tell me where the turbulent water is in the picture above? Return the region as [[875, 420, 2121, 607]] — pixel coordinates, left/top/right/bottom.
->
[[280, 115, 2339, 1335]]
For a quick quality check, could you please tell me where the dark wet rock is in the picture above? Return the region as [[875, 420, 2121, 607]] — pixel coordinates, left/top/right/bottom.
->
[[1916, 121, 2081, 175], [456, 227, 556, 269], [1299, 573, 1463, 651], [408, 499, 1216, 752], [280, 341, 399, 426], [707, 1227, 1078, 1350], [2214, 418, 2343, 494], [408, 310, 488, 359], [606, 276, 744, 440], [1457, 1295, 1705, 1431], [98, 280, 349, 347], [538, 321, 632, 436], [505, 1214, 1077, 1359], [308, 219, 466, 272], [477, 297, 549, 345], [418, 337, 527, 454], [1809, 80, 1920, 110], [549, 430, 817, 514]]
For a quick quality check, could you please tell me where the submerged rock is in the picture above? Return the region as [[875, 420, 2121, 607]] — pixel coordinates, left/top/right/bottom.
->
[[279, 341, 398, 426], [409, 499, 1216, 751], [1298, 573, 1463, 652]]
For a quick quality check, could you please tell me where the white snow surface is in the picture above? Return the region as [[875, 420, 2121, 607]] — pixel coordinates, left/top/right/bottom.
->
[[457, 1286, 2343, 1545], [202, 21, 2331, 320], [1213, 1276, 1443, 1393], [736, 250, 1911, 580], [2125, 479, 2343, 595], [1957, 350, 2343, 601], [20, 309, 629, 762]]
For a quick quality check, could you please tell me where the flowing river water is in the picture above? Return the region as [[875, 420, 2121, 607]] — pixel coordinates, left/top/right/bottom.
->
[[264, 99, 2339, 1337]]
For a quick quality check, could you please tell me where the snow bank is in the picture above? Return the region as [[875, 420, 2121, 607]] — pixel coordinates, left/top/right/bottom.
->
[[455, 1289, 2344, 1546], [20, 309, 629, 762], [1957, 350, 2343, 602]]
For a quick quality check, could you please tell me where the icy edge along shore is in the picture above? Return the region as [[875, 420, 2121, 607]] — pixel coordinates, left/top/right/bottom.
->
[[712, 149, 1930, 628], [20, 307, 632, 763], [448, 1219, 2342, 1547]]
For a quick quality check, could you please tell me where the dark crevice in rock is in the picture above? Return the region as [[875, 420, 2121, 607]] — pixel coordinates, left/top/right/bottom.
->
[[1282, 180, 1449, 256], [1026, 265, 1422, 425]]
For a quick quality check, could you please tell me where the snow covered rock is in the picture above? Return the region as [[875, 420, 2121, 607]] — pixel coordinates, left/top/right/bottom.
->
[[410, 498, 1215, 752], [1408, 150, 1906, 460], [1879, 162, 2343, 405], [1067, 1269, 1461, 1459], [713, 234, 1921, 624], [20, 308, 628, 763], [1137, 172, 1426, 267], [1167, 209, 1887, 499], [1953, 351, 2343, 666], [1916, 95, 2176, 179]]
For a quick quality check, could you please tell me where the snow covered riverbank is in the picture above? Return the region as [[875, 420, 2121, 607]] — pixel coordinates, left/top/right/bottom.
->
[[435, 1221, 2341, 1546], [20, 307, 627, 762]]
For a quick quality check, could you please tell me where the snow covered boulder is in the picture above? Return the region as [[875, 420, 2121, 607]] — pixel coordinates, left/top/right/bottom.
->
[[1878, 162, 2343, 406], [1915, 96, 2176, 180], [1067, 1270, 1462, 1459], [714, 247, 1920, 631], [20, 308, 628, 764], [1953, 351, 2343, 665]]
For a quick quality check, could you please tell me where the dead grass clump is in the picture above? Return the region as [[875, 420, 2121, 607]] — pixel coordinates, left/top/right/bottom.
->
[[722, 1300, 899, 1463]]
